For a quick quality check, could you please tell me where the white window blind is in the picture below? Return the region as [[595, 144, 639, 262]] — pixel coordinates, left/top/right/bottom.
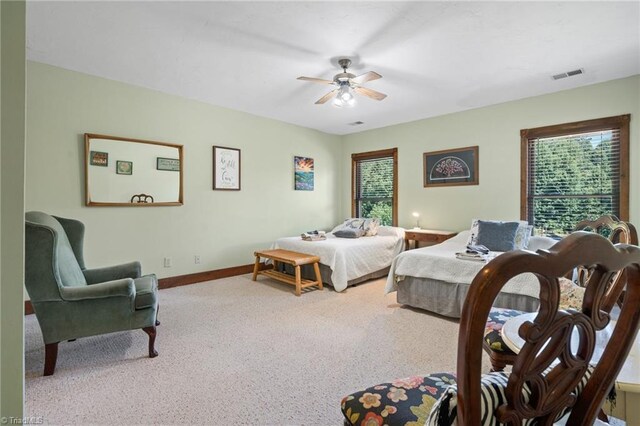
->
[[352, 149, 397, 226], [525, 128, 622, 236]]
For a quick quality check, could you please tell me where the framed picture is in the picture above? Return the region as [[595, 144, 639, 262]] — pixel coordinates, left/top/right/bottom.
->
[[157, 157, 180, 172], [213, 146, 241, 190], [294, 156, 314, 191], [90, 151, 108, 167], [423, 145, 479, 187], [116, 160, 133, 175]]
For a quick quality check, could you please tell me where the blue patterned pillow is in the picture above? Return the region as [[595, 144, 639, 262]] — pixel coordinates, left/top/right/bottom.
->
[[476, 220, 519, 251]]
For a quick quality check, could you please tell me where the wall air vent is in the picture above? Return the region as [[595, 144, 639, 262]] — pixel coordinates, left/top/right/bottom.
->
[[348, 121, 365, 126], [552, 68, 584, 80]]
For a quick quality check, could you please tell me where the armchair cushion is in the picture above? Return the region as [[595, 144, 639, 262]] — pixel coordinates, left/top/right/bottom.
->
[[83, 261, 142, 284], [134, 274, 158, 310], [341, 373, 456, 425], [59, 278, 135, 301]]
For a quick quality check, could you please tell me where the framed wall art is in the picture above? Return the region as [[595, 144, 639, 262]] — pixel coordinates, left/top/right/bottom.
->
[[116, 160, 133, 175], [89, 151, 108, 167], [294, 156, 314, 191], [213, 146, 241, 190], [157, 157, 180, 172], [423, 145, 479, 187]]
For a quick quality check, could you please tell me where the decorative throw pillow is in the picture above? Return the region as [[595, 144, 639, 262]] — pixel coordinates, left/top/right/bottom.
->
[[468, 219, 530, 248], [426, 366, 594, 425], [476, 220, 519, 252], [364, 218, 381, 236], [332, 218, 380, 236], [558, 277, 586, 310], [334, 229, 364, 238], [513, 225, 533, 250]]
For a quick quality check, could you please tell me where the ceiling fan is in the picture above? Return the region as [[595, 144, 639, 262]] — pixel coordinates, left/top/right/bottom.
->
[[297, 58, 387, 107]]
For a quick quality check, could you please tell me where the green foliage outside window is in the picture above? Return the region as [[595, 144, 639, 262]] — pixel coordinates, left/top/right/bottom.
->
[[356, 157, 394, 226], [530, 134, 616, 236]]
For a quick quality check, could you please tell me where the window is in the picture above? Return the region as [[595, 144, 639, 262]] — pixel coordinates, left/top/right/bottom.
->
[[352, 148, 398, 226], [521, 115, 629, 236]]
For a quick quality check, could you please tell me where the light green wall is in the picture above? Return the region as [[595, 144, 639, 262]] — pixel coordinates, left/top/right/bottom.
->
[[1, 0, 26, 418], [342, 76, 640, 231], [26, 62, 342, 279]]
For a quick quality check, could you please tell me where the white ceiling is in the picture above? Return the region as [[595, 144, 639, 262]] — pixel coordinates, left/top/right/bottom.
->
[[27, 1, 640, 135]]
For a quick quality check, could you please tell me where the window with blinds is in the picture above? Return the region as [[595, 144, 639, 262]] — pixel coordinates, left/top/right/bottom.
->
[[521, 115, 629, 237], [352, 148, 398, 226]]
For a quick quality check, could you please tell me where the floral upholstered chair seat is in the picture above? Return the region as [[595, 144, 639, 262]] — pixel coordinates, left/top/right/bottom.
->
[[341, 373, 456, 425], [341, 368, 593, 425], [483, 278, 586, 357]]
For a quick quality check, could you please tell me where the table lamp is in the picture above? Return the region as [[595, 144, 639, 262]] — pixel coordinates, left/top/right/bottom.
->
[[412, 212, 421, 229]]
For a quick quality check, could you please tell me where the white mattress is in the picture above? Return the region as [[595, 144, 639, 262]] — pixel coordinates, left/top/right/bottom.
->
[[385, 230, 556, 299], [273, 226, 405, 292]]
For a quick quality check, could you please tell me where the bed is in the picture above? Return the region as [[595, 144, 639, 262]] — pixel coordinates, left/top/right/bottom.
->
[[272, 226, 405, 292], [384, 230, 557, 317]]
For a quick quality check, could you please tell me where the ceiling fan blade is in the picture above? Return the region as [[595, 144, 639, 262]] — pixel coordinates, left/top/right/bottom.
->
[[351, 71, 382, 85], [353, 86, 387, 101], [297, 76, 334, 84], [315, 89, 338, 104]]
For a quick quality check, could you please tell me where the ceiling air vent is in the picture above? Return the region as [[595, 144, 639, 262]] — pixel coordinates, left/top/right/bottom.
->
[[552, 68, 584, 80], [348, 121, 365, 126]]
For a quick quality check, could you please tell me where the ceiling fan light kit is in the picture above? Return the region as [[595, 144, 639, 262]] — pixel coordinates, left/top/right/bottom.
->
[[333, 83, 355, 107], [297, 58, 387, 107]]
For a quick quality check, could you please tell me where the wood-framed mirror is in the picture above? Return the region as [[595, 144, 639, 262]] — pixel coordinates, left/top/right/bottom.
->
[[85, 133, 184, 206]]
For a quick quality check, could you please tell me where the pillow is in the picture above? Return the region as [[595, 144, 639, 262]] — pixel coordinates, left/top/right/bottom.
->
[[514, 225, 533, 250], [468, 219, 529, 247], [363, 218, 381, 236], [334, 229, 364, 239], [332, 218, 380, 236], [476, 220, 519, 251], [426, 367, 594, 425], [558, 277, 586, 310]]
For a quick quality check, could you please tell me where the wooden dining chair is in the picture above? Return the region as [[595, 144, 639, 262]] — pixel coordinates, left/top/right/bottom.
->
[[483, 215, 638, 372], [341, 231, 640, 425]]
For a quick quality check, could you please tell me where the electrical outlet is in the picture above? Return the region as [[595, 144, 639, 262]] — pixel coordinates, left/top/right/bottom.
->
[[164, 257, 172, 268], [194, 255, 201, 264]]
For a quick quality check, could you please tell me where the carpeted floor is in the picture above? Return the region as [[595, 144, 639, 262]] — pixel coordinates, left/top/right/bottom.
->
[[24, 275, 483, 425]]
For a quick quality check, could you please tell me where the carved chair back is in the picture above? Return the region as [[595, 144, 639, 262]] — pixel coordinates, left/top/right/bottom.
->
[[457, 231, 640, 425], [574, 215, 638, 311]]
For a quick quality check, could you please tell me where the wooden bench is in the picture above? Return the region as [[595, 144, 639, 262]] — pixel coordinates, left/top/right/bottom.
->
[[252, 249, 323, 296]]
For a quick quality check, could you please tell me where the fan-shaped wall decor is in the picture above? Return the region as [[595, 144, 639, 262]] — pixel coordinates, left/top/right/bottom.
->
[[423, 146, 479, 187]]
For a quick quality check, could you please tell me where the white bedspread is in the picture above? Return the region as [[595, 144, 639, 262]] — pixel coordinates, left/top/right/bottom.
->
[[273, 227, 405, 292], [385, 230, 553, 299]]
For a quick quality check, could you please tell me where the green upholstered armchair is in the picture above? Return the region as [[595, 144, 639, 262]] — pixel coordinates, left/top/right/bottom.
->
[[25, 211, 159, 376]]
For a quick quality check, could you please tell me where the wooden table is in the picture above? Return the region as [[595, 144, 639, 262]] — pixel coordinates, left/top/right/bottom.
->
[[252, 249, 323, 296], [404, 228, 457, 250], [502, 312, 640, 424]]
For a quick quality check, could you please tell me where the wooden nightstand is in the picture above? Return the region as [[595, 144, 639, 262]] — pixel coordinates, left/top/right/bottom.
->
[[404, 229, 457, 250]]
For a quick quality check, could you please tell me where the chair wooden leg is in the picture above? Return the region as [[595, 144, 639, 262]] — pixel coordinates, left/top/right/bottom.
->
[[44, 342, 59, 376], [489, 357, 508, 372], [142, 326, 158, 358], [155, 304, 161, 326]]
